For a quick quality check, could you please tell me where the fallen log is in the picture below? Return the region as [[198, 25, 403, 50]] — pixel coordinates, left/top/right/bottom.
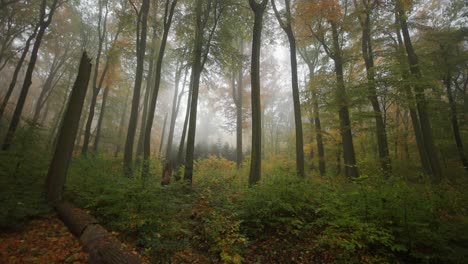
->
[[56, 201, 141, 264]]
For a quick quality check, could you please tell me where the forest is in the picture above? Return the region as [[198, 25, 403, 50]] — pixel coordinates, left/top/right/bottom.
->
[[0, 0, 467, 263]]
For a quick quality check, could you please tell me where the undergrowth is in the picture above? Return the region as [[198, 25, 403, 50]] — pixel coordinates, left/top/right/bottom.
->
[[64, 155, 468, 263], [1, 129, 466, 264]]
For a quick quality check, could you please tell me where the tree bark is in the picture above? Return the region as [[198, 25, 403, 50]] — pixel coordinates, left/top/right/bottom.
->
[[177, 78, 192, 166], [142, 0, 177, 178], [56, 202, 140, 264], [444, 75, 468, 172], [236, 58, 243, 169], [248, 0, 268, 186], [158, 113, 168, 158], [271, 0, 305, 177], [82, 0, 109, 155], [355, 0, 391, 175], [396, 0, 442, 182], [165, 58, 184, 166], [92, 85, 110, 153], [330, 22, 359, 178], [46, 52, 91, 204], [124, 0, 150, 177], [184, 0, 221, 183]]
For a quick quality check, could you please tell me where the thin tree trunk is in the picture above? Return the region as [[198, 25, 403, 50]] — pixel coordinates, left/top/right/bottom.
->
[[271, 0, 305, 177], [355, 1, 391, 174], [397, 0, 442, 182], [248, 0, 268, 186], [124, 0, 150, 177], [82, 0, 109, 155], [236, 58, 243, 169], [115, 87, 131, 158], [165, 59, 183, 166], [2, 0, 59, 150], [158, 113, 168, 158], [444, 75, 468, 172], [142, 0, 177, 178], [0, 25, 38, 120], [177, 79, 192, 166], [92, 85, 110, 153], [331, 22, 359, 178]]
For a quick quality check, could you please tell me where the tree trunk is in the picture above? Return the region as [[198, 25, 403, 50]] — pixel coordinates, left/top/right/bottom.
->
[[177, 79, 192, 166], [92, 85, 110, 153], [357, 4, 391, 175], [114, 88, 131, 158], [82, 0, 109, 155], [236, 60, 243, 169], [142, 0, 177, 178], [124, 0, 150, 177], [271, 0, 305, 177], [0, 25, 38, 120], [397, 0, 442, 182], [46, 52, 91, 204], [136, 30, 158, 158], [331, 22, 359, 178], [165, 61, 183, 166], [445, 75, 468, 172], [248, 0, 268, 186], [2, 0, 59, 150], [158, 113, 168, 158]]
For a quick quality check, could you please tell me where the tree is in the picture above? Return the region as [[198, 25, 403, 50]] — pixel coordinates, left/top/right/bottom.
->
[[142, 0, 178, 178], [0, 24, 38, 120], [46, 52, 92, 204], [123, 0, 150, 177], [248, 0, 269, 186], [2, 0, 60, 150], [81, 0, 109, 155], [298, 44, 326, 176], [184, 0, 223, 183], [271, 0, 305, 177], [396, 0, 442, 182], [297, 0, 359, 178], [353, 0, 391, 174]]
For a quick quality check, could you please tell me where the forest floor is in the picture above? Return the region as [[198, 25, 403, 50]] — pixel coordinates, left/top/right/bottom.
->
[[0, 214, 89, 264]]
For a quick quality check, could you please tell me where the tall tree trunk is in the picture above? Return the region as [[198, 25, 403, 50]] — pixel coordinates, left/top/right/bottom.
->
[[124, 0, 150, 177], [158, 113, 168, 158], [0, 25, 38, 120], [82, 0, 109, 155], [142, 0, 177, 178], [177, 78, 192, 166], [299, 48, 326, 176], [397, 0, 442, 182], [46, 52, 92, 204], [183, 0, 204, 184], [271, 0, 305, 177], [183, 0, 220, 183], [330, 22, 359, 178], [165, 59, 183, 166], [92, 85, 109, 152], [444, 75, 468, 172], [115, 87, 131, 158], [248, 0, 268, 186], [236, 58, 243, 169], [356, 1, 391, 174], [136, 29, 158, 158], [394, 18, 432, 176]]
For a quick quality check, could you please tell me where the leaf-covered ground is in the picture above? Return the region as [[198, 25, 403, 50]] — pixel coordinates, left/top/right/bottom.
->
[[0, 215, 88, 263]]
